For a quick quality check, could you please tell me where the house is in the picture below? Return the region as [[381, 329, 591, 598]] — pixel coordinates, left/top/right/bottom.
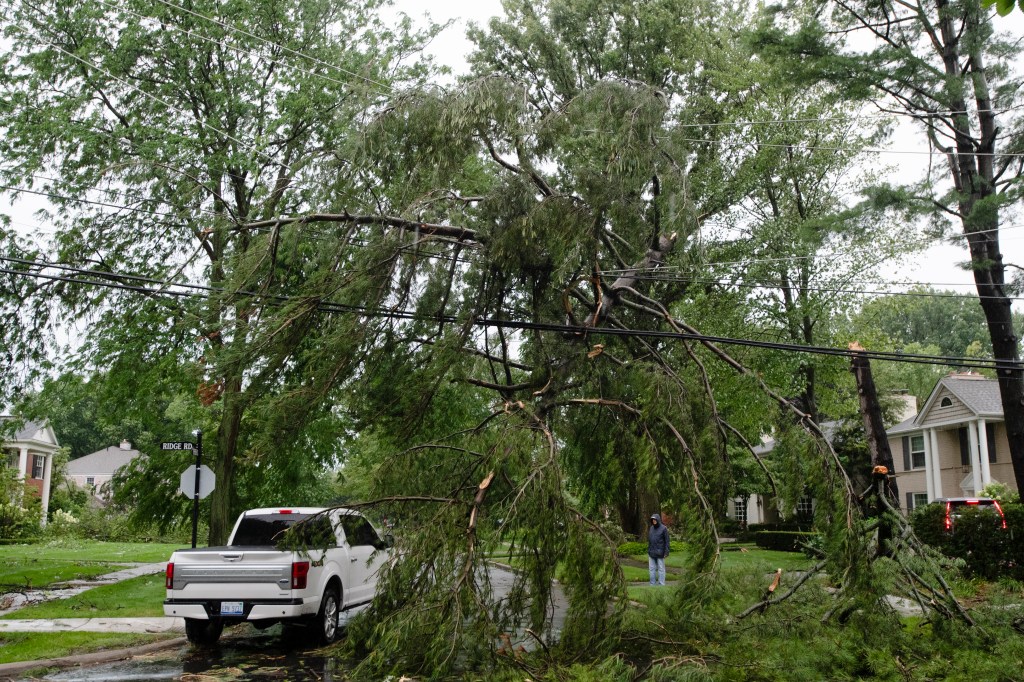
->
[[66, 440, 142, 499], [888, 373, 1016, 511], [1, 417, 60, 525], [729, 393, 918, 527]]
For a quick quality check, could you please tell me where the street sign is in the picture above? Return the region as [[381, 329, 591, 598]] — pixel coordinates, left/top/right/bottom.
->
[[179, 464, 215, 499], [162, 442, 194, 451]]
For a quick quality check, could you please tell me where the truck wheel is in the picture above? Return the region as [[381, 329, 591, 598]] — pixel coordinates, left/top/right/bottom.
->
[[184, 617, 224, 646], [315, 587, 341, 644]]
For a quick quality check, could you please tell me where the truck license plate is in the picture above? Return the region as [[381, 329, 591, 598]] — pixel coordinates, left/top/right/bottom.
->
[[220, 601, 244, 615]]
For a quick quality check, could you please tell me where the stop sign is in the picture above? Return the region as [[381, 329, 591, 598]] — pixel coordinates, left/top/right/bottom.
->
[[179, 465, 216, 499]]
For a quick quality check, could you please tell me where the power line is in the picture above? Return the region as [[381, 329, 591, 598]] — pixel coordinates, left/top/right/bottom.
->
[[1, 255, 1020, 372], [152, 0, 394, 94], [674, 136, 1024, 159], [92, 0, 376, 94], [597, 270, 1024, 302]]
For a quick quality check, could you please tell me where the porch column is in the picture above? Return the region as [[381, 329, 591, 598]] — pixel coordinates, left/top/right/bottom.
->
[[968, 422, 982, 495], [923, 432, 935, 500], [977, 420, 992, 488], [40, 453, 52, 526], [17, 446, 28, 479], [929, 429, 944, 499]]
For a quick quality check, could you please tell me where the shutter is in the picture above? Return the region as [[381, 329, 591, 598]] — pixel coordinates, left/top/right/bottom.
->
[[902, 436, 911, 471], [987, 427, 997, 463], [958, 428, 970, 466], [906, 492, 914, 510]]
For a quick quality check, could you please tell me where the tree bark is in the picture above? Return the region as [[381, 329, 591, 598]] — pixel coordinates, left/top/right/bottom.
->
[[932, 0, 1024, 495]]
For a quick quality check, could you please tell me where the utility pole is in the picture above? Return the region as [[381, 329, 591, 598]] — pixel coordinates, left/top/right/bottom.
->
[[849, 342, 900, 556]]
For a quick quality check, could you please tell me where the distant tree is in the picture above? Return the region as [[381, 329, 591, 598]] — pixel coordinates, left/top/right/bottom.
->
[[853, 289, 1019, 359], [0, 0, 433, 543]]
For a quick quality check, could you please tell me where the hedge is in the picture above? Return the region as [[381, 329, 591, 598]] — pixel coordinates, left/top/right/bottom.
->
[[910, 501, 1024, 580], [754, 530, 818, 552]]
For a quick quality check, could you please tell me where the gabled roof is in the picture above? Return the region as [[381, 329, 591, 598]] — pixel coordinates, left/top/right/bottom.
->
[[66, 445, 142, 476], [887, 415, 919, 436], [916, 374, 1002, 424], [0, 416, 60, 449]]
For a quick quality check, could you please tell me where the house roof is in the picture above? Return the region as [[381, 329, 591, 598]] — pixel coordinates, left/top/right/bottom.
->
[[753, 419, 845, 455], [0, 416, 60, 449], [885, 375, 1002, 438], [887, 415, 919, 436], [66, 445, 142, 476], [916, 374, 1002, 424]]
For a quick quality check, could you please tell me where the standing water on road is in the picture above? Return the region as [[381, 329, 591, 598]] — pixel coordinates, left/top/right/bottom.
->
[[39, 624, 352, 682]]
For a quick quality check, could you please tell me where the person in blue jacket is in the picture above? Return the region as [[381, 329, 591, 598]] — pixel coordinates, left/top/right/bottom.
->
[[647, 513, 670, 586]]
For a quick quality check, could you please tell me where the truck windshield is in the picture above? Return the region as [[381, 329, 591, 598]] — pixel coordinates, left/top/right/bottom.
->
[[231, 513, 316, 547]]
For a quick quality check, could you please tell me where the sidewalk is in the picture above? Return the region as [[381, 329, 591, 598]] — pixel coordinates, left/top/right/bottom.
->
[[0, 562, 167, 617], [0, 617, 184, 633]]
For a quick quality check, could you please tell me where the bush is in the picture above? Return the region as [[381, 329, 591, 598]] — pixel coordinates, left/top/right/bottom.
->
[[616, 541, 647, 557], [911, 501, 1024, 580], [909, 502, 949, 549], [754, 530, 818, 552]]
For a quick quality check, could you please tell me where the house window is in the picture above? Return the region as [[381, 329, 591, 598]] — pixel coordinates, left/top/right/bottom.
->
[[796, 496, 813, 521], [86, 477, 95, 486], [905, 492, 929, 510], [734, 498, 748, 525], [31, 455, 45, 479], [910, 435, 926, 469], [940, 397, 953, 407]]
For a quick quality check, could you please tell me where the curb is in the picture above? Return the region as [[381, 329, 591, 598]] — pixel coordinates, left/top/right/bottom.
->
[[0, 636, 185, 680]]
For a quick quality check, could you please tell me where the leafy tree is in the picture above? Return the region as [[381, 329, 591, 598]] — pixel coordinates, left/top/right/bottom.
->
[[853, 288, 1017, 359], [755, 0, 1024, 495], [0, 0, 433, 542]]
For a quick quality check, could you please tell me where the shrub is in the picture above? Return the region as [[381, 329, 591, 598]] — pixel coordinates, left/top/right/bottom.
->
[[911, 501, 1024, 580], [909, 502, 948, 549], [754, 530, 818, 552], [616, 541, 647, 557]]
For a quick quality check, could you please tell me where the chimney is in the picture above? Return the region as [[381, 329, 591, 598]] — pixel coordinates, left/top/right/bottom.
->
[[120, 439, 132, 450]]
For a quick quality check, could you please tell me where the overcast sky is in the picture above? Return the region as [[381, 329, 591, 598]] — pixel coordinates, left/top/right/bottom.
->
[[397, 0, 1024, 301]]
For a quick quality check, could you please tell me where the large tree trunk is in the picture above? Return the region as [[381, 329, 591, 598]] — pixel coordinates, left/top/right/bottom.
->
[[209, 374, 244, 545], [934, 0, 1024, 494]]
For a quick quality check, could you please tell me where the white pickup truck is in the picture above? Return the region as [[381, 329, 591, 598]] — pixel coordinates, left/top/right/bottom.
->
[[164, 507, 391, 645]]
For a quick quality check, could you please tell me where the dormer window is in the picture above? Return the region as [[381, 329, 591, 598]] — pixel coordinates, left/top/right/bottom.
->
[[940, 397, 953, 407]]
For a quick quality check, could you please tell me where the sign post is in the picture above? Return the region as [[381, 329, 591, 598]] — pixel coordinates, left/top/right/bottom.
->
[[162, 433, 209, 548], [190, 430, 202, 548]]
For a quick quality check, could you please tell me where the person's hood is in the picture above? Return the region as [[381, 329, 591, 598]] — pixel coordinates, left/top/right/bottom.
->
[[651, 513, 662, 525]]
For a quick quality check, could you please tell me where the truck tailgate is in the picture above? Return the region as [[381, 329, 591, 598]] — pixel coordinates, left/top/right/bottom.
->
[[169, 548, 297, 599]]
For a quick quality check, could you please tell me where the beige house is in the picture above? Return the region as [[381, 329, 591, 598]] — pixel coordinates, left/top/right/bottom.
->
[[888, 374, 1016, 511], [66, 440, 142, 499], [2, 417, 60, 525]]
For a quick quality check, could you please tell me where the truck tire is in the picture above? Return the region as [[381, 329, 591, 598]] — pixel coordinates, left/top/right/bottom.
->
[[315, 586, 341, 644], [184, 617, 224, 646]]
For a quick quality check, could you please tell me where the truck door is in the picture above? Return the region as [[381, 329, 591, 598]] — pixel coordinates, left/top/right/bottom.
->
[[339, 514, 385, 605]]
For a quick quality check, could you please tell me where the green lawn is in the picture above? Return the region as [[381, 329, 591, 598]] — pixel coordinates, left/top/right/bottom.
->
[[0, 540, 181, 564], [0, 541, 179, 588], [1, 573, 166, 620], [0, 631, 174, 664]]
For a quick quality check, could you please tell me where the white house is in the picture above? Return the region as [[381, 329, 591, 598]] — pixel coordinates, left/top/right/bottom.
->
[[729, 393, 918, 527], [66, 440, 142, 499], [2, 417, 60, 525], [887, 373, 1016, 511]]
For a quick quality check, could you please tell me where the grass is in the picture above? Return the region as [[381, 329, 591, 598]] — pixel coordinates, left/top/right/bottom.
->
[[0, 631, 175, 664], [0, 540, 179, 588], [0, 562, 123, 588], [1, 573, 166, 620]]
